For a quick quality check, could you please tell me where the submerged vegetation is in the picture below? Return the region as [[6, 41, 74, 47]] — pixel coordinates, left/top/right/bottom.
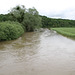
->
[[52, 28, 75, 38]]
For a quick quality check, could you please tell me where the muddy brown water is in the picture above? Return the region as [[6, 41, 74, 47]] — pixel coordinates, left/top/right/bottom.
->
[[0, 29, 75, 75]]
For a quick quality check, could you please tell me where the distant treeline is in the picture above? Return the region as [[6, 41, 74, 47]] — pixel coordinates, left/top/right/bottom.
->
[[40, 16, 75, 28], [0, 14, 75, 28], [0, 14, 13, 21]]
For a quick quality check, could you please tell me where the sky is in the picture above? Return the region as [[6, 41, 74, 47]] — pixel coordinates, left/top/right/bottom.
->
[[0, 0, 75, 20]]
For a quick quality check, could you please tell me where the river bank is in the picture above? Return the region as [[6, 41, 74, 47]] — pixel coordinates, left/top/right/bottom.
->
[[52, 28, 75, 39]]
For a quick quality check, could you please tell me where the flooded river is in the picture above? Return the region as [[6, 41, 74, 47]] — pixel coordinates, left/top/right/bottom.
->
[[0, 29, 75, 75]]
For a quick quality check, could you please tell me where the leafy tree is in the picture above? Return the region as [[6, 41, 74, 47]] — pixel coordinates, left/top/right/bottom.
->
[[10, 5, 42, 31], [22, 7, 42, 31], [10, 5, 26, 23]]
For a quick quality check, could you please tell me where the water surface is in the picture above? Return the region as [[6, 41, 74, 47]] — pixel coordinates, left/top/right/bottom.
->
[[0, 29, 75, 75]]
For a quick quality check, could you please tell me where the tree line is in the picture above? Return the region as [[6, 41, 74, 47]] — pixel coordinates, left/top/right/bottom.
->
[[0, 5, 42, 31], [0, 5, 42, 41], [0, 13, 75, 29], [40, 16, 75, 28], [0, 5, 75, 41]]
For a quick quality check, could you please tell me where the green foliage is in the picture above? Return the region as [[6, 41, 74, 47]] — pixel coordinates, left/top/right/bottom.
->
[[0, 21, 24, 41], [52, 28, 75, 38], [22, 8, 42, 31], [10, 5, 42, 31], [40, 16, 75, 28], [0, 14, 13, 22], [1, 10, 75, 30], [0, 5, 42, 41], [10, 5, 26, 23]]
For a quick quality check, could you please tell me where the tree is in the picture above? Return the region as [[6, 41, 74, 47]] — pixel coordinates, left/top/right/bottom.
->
[[10, 5, 26, 23], [10, 5, 42, 31], [22, 7, 42, 31]]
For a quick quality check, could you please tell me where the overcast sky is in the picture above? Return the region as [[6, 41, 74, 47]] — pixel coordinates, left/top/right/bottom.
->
[[0, 0, 75, 20]]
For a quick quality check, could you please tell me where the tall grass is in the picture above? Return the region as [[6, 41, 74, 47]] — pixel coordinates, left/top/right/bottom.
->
[[52, 28, 75, 38]]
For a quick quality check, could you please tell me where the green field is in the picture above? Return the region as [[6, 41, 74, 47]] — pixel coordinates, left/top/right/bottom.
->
[[52, 28, 75, 38]]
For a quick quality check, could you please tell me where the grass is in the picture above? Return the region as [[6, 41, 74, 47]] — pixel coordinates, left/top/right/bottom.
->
[[52, 28, 75, 39]]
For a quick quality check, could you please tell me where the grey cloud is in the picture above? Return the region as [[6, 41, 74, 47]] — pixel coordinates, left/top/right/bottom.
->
[[43, 8, 75, 20]]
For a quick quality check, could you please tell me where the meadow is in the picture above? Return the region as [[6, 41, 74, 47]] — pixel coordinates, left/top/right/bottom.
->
[[52, 28, 75, 39]]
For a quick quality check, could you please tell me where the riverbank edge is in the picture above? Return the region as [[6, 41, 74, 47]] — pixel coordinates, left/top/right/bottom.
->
[[51, 28, 75, 39]]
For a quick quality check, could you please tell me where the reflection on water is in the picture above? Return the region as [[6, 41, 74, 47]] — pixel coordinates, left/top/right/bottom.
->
[[0, 29, 75, 75]]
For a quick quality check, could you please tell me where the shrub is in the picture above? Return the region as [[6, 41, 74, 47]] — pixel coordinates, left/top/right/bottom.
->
[[0, 21, 24, 41]]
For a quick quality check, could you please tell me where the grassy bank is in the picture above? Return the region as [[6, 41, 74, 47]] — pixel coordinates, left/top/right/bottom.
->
[[52, 28, 75, 39]]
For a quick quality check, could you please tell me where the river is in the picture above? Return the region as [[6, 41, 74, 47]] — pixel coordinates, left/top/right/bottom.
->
[[0, 29, 75, 75]]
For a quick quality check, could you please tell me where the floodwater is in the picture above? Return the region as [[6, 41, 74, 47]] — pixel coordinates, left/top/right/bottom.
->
[[0, 29, 75, 75]]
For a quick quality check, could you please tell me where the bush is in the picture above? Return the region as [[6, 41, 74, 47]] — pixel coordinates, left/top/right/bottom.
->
[[0, 21, 24, 41]]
